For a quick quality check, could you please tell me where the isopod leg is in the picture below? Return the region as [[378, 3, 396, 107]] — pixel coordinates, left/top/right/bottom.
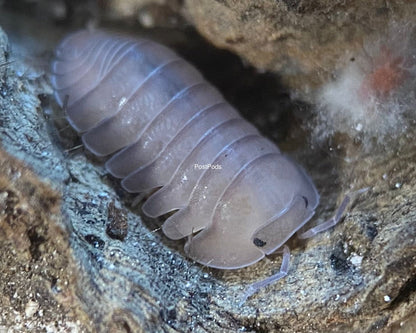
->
[[239, 245, 290, 306], [297, 187, 370, 239]]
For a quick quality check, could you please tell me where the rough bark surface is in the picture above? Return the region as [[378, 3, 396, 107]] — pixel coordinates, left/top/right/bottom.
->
[[0, 3, 415, 333], [0, 147, 94, 332], [105, 0, 416, 96]]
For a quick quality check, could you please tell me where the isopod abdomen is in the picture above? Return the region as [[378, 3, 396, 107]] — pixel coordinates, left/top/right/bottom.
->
[[50, 30, 320, 270]]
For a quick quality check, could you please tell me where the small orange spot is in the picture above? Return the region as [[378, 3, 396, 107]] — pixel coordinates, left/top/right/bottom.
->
[[359, 47, 405, 101]]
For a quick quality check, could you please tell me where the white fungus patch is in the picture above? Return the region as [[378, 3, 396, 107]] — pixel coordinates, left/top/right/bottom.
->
[[349, 253, 363, 267], [313, 23, 416, 150]]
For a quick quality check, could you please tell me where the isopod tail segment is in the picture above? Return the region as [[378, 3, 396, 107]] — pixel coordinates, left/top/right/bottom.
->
[[239, 187, 370, 306]]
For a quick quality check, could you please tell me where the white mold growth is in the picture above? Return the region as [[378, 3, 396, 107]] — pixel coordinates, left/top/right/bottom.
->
[[314, 24, 416, 149]]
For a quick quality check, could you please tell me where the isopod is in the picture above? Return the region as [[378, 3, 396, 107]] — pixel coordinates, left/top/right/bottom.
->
[[50, 30, 353, 303]]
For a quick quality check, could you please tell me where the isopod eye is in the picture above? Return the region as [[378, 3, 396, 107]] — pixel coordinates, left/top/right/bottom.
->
[[253, 238, 267, 247]]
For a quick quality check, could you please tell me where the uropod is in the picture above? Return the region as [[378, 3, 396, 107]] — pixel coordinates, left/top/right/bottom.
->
[[50, 29, 359, 303]]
